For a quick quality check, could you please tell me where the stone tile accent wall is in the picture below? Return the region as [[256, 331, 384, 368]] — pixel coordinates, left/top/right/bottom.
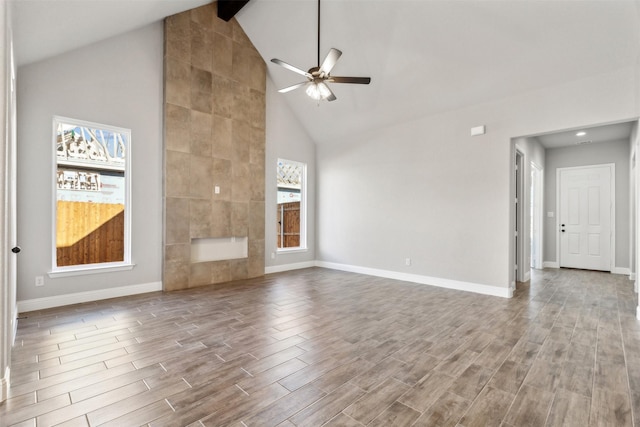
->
[[163, 3, 266, 291]]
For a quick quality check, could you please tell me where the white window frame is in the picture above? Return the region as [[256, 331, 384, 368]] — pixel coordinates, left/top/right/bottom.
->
[[49, 116, 134, 278], [277, 158, 307, 253]]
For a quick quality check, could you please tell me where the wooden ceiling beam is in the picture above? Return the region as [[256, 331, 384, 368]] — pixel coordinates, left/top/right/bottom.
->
[[217, 0, 250, 22]]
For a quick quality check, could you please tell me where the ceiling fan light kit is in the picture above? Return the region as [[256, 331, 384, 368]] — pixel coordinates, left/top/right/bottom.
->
[[306, 81, 332, 101], [270, 0, 371, 102]]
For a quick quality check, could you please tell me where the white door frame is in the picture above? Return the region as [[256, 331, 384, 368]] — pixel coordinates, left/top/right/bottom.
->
[[631, 149, 637, 287], [530, 161, 543, 270], [0, 3, 16, 403], [633, 122, 640, 319], [514, 149, 526, 284], [556, 163, 615, 272]]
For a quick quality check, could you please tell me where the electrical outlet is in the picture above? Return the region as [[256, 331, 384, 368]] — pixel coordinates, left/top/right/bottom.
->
[[405, 258, 411, 266], [35, 276, 44, 287]]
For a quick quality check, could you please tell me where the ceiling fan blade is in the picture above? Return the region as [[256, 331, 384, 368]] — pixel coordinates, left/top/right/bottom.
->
[[319, 48, 342, 74], [325, 84, 337, 102], [330, 76, 372, 85], [271, 58, 312, 78], [278, 82, 308, 93]]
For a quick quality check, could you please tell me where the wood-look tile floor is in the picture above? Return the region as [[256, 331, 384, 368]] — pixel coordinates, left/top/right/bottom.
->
[[2, 267, 639, 426]]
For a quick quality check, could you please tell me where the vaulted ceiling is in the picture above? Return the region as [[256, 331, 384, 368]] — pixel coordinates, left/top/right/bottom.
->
[[236, 0, 639, 145], [12, 0, 640, 145]]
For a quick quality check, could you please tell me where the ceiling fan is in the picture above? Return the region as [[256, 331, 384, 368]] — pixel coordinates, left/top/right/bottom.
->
[[270, 0, 371, 102]]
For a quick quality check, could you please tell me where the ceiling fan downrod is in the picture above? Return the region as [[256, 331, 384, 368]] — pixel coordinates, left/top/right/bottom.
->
[[317, 0, 321, 68]]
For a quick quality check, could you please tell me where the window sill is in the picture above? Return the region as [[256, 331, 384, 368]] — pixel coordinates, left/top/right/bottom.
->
[[276, 248, 308, 255], [48, 262, 135, 278]]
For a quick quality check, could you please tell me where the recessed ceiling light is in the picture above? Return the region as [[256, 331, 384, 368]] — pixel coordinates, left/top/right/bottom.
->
[[576, 131, 587, 137]]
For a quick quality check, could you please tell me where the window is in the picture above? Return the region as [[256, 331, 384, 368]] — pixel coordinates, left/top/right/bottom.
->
[[277, 159, 306, 251], [52, 117, 132, 275]]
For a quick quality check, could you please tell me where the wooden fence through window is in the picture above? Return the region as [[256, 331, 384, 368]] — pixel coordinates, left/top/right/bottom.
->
[[56, 201, 124, 266], [277, 201, 300, 248]]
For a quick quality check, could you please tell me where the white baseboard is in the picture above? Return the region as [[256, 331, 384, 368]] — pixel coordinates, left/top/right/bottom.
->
[[540, 263, 631, 276], [541, 263, 632, 276], [612, 267, 631, 276], [265, 261, 317, 275], [637, 305, 640, 320], [522, 271, 531, 282], [316, 261, 513, 298], [1, 367, 9, 403], [17, 281, 163, 313], [631, 273, 636, 281]]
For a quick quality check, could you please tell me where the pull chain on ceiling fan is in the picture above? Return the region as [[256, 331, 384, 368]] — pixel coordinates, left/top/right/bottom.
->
[[270, 0, 371, 102]]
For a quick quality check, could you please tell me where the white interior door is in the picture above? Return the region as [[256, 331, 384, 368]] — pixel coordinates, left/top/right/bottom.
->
[[559, 165, 612, 271]]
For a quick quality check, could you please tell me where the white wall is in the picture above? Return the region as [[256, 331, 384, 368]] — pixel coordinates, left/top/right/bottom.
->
[[316, 65, 639, 295], [543, 139, 631, 270], [265, 77, 316, 271], [16, 23, 164, 305]]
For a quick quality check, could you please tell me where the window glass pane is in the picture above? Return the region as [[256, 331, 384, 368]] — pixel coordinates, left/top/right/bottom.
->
[[277, 159, 305, 250], [54, 118, 129, 268]]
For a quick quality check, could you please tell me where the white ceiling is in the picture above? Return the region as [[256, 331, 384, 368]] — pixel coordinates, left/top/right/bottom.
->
[[11, 0, 640, 146], [11, 0, 211, 66], [536, 121, 635, 149]]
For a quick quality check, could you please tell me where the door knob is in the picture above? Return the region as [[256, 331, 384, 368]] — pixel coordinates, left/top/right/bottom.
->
[[11, 246, 21, 254]]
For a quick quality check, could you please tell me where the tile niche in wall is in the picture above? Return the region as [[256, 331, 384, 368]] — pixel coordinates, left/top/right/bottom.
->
[[163, 2, 266, 291]]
